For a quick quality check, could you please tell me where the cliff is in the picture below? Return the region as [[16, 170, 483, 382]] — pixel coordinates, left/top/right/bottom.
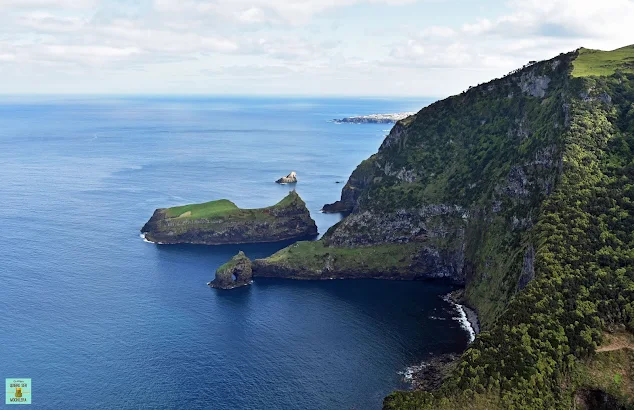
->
[[253, 45, 634, 409], [141, 191, 317, 245]]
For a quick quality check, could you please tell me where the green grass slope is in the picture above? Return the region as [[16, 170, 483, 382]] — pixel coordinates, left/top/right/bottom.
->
[[572, 45, 634, 77], [164, 191, 304, 221], [165, 199, 239, 219], [254, 241, 425, 279]]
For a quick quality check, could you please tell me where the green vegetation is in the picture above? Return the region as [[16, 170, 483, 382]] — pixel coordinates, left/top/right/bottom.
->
[[164, 191, 303, 220], [250, 48, 634, 408], [256, 241, 425, 279], [384, 53, 634, 409], [216, 251, 245, 274], [572, 46, 634, 77], [334, 53, 574, 328], [165, 199, 239, 219]]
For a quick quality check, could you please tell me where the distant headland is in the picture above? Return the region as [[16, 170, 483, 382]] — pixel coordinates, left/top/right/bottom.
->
[[332, 112, 415, 124]]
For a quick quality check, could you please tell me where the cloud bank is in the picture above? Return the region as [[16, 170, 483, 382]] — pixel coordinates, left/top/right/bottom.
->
[[0, 0, 631, 95]]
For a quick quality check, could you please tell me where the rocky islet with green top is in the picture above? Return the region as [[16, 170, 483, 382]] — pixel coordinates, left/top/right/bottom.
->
[[141, 190, 317, 245]]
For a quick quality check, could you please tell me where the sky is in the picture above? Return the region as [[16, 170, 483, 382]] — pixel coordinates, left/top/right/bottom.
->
[[0, 0, 632, 97]]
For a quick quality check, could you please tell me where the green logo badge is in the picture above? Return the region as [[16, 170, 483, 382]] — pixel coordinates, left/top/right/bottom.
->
[[5, 379, 31, 405]]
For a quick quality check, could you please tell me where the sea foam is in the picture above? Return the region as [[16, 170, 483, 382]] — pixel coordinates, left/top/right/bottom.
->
[[442, 295, 476, 343], [140, 233, 164, 245], [398, 362, 427, 382]]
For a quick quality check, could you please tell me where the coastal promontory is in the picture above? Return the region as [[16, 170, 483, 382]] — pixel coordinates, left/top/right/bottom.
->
[[232, 46, 634, 409], [141, 191, 317, 245]]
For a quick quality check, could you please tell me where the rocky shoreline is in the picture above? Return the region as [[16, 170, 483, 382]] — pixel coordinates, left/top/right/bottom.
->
[[402, 353, 460, 391], [399, 290, 480, 392], [446, 289, 480, 336]]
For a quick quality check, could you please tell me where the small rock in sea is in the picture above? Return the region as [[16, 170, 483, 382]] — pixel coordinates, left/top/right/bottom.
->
[[209, 251, 253, 290], [276, 171, 297, 184]]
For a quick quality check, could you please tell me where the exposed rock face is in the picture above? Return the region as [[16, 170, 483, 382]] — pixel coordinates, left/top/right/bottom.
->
[[516, 244, 535, 290], [323, 206, 466, 247], [208, 251, 253, 289], [141, 191, 317, 245], [405, 353, 459, 391], [276, 171, 297, 184], [321, 155, 378, 213], [519, 72, 551, 98]]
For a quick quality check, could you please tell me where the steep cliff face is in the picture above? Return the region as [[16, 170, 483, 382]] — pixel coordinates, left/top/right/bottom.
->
[[322, 55, 569, 324], [383, 47, 634, 409], [141, 191, 317, 245], [255, 46, 634, 409], [263, 53, 573, 322]]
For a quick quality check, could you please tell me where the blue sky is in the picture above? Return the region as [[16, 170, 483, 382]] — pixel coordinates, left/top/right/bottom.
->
[[0, 0, 631, 97]]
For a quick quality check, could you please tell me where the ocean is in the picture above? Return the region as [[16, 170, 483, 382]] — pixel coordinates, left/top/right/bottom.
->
[[0, 95, 471, 409]]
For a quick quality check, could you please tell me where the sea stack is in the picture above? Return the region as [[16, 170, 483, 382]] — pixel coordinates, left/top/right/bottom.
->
[[208, 251, 253, 289], [276, 171, 297, 184], [141, 191, 317, 245]]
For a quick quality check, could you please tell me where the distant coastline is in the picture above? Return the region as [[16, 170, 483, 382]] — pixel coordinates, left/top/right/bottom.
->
[[332, 112, 415, 124]]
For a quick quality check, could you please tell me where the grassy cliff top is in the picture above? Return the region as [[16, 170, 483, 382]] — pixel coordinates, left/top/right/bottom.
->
[[263, 240, 421, 273], [166, 199, 239, 218], [164, 191, 304, 219], [216, 251, 249, 273], [572, 45, 634, 77]]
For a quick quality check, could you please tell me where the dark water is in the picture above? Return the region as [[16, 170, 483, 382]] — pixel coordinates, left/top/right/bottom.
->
[[0, 96, 469, 409]]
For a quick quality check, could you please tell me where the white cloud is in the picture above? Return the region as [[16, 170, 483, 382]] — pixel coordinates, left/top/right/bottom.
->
[[0, 0, 631, 95], [388, 0, 634, 76], [16, 11, 86, 33], [154, 0, 417, 25], [0, 0, 95, 8], [0, 53, 16, 62], [237, 7, 268, 24]]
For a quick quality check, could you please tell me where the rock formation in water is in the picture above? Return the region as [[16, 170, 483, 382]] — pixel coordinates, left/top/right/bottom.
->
[[141, 190, 317, 245], [275, 171, 297, 184], [208, 251, 253, 289]]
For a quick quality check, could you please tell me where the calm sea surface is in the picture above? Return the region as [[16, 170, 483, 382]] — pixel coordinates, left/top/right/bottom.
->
[[0, 96, 470, 409]]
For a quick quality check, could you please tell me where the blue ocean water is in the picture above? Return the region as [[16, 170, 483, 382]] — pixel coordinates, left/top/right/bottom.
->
[[0, 96, 470, 409]]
